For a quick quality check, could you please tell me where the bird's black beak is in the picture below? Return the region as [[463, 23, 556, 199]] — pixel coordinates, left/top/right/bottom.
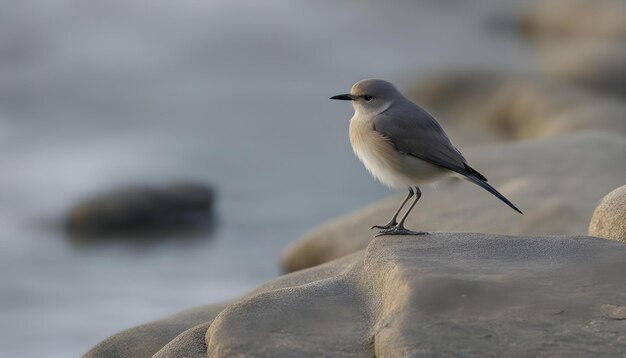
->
[[330, 93, 355, 101]]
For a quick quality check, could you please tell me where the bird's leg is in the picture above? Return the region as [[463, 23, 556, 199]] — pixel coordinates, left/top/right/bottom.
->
[[376, 186, 428, 237], [371, 187, 414, 230]]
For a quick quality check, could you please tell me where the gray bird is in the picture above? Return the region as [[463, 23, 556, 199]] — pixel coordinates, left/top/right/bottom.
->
[[331, 79, 522, 236]]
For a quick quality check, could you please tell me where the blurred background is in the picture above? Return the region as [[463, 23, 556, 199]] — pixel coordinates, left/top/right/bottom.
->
[[2, 0, 624, 357]]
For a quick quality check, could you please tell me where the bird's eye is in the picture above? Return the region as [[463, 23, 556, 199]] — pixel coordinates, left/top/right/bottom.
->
[[364, 95, 373, 101]]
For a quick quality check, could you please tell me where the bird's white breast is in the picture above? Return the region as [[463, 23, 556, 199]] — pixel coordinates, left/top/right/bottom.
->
[[349, 114, 447, 188]]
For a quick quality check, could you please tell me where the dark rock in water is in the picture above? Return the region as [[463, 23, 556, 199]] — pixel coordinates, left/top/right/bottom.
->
[[66, 182, 215, 237], [85, 234, 626, 357]]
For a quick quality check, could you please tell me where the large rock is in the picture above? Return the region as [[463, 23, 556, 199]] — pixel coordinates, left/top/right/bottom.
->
[[589, 185, 626, 242], [282, 132, 626, 272], [66, 182, 214, 237], [87, 234, 626, 357]]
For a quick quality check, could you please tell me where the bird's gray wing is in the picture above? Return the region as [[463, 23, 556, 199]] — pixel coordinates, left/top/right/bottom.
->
[[373, 103, 523, 214], [373, 103, 470, 176]]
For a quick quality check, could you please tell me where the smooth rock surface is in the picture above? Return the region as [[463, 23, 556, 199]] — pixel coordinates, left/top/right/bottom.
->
[[589, 185, 626, 242], [153, 323, 212, 358], [84, 303, 227, 358], [87, 234, 626, 357], [283, 132, 626, 272]]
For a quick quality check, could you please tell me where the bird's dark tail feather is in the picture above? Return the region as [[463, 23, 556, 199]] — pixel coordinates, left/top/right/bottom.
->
[[465, 174, 523, 214]]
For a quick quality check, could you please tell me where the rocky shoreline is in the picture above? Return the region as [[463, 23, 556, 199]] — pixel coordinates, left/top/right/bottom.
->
[[86, 234, 626, 357], [84, 0, 626, 356]]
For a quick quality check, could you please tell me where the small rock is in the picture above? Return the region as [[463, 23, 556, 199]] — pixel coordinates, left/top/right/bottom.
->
[[66, 182, 214, 236], [589, 185, 626, 243], [601, 304, 626, 320]]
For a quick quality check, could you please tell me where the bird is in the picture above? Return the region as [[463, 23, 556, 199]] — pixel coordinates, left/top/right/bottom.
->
[[330, 79, 522, 236]]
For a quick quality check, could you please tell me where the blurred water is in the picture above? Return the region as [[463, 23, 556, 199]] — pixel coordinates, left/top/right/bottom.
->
[[0, 0, 533, 356]]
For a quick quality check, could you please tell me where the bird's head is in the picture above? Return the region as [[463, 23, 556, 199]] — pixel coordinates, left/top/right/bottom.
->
[[330, 79, 403, 114]]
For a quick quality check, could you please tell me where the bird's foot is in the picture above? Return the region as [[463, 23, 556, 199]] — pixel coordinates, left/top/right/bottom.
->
[[370, 221, 397, 230], [375, 225, 428, 237]]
